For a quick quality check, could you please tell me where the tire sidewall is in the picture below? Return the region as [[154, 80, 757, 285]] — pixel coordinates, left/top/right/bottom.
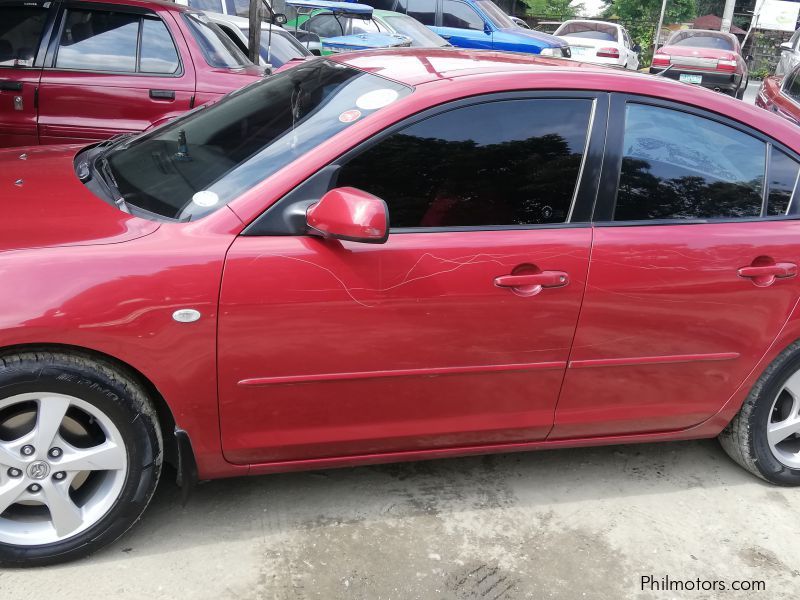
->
[[0, 356, 161, 566]]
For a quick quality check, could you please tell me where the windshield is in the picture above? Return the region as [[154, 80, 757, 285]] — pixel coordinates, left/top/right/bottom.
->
[[475, 0, 515, 29], [184, 13, 251, 68], [384, 15, 450, 47], [104, 60, 411, 220], [241, 28, 310, 66], [670, 33, 734, 51], [555, 21, 618, 41]]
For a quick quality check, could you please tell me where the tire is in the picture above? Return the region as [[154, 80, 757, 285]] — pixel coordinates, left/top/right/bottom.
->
[[720, 340, 800, 486], [0, 351, 162, 566]]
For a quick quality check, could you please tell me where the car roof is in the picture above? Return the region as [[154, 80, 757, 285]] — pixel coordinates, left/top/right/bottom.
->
[[329, 47, 644, 86]]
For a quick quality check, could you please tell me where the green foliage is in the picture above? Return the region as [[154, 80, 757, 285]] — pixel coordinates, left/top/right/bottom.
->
[[601, 0, 696, 63], [523, 0, 583, 18]]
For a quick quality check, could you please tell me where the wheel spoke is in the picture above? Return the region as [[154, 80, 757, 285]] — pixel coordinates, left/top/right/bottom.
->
[[0, 443, 25, 470], [0, 479, 27, 514], [33, 396, 71, 455], [768, 416, 800, 446], [42, 481, 83, 537], [57, 441, 126, 472], [783, 371, 800, 401]]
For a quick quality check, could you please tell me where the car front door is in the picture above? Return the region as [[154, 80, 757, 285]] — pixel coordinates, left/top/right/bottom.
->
[[218, 93, 606, 464], [37, 4, 195, 144], [432, 0, 492, 48], [551, 95, 800, 440], [0, 1, 52, 147]]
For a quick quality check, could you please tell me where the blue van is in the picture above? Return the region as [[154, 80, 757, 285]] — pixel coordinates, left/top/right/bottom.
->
[[362, 0, 569, 56]]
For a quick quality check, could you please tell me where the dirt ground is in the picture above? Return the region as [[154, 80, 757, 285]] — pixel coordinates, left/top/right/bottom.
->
[[2, 438, 798, 599]]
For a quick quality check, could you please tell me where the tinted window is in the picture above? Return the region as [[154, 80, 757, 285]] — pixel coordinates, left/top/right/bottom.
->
[[787, 70, 800, 102], [350, 18, 380, 34], [302, 14, 345, 37], [188, 0, 225, 12], [257, 30, 309, 66], [767, 149, 800, 216], [671, 34, 734, 50], [56, 10, 139, 72], [442, 0, 484, 30], [368, 0, 396, 9], [0, 7, 47, 67], [384, 15, 448, 46], [106, 61, 410, 220], [140, 18, 180, 74], [183, 13, 250, 68], [615, 104, 766, 221], [404, 0, 436, 26], [336, 99, 592, 228], [474, 0, 515, 28]]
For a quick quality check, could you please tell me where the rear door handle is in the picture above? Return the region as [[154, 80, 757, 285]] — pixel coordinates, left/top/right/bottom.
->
[[738, 262, 797, 286], [0, 81, 23, 92], [149, 89, 175, 100]]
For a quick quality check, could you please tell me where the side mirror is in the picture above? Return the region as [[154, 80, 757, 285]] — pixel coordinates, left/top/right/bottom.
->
[[273, 13, 288, 25], [306, 187, 389, 244], [484, 22, 492, 35]]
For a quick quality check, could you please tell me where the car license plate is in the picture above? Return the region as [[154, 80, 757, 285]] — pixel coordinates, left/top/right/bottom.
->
[[571, 46, 589, 57], [679, 74, 703, 85]]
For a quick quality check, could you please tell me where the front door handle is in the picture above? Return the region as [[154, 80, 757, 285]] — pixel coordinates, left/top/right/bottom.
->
[[494, 271, 569, 297], [738, 262, 797, 287], [0, 80, 23, 92], [149, 89, 175, 100]]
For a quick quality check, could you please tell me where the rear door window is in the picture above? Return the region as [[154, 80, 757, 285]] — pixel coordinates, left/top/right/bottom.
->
[[614, 103, 767, 221], [55, 10, 139, 72], [0, 6, 48, 67], [140, 18, 180, 74]]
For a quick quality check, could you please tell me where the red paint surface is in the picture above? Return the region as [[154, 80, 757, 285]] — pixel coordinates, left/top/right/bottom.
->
[[0, 50, 800, 479], [756, 75, 800, 126]]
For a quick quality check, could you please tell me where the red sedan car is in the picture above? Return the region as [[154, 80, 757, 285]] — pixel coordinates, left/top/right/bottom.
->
[[0, 0, 263, 147], [1, 49, 799, 566], [757, 63, 800, 125], [650, 29, 749, 98]]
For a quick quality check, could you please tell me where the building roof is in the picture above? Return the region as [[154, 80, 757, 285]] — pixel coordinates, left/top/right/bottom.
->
[[691, 14, 747, 35]]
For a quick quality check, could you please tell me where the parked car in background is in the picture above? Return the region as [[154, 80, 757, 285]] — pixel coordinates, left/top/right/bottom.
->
[[362, 0, 569, 56], [757, 62, 800, 125], [2, 48, 800, 567], [205, 11, 312, 67], [0, 0, 263, 147], [554, 19, 639, 70], [294, 6, 450, 49], [776, 28, 800, 77], [286, 0, 412, 54], [650, 29, 749, 98]]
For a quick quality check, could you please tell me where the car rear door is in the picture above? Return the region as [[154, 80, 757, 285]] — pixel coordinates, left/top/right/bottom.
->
[[551, 94, 800, 440], [218, 92, 606, 464], [36, 2, 195, 145], [0, 1, 53, 147]]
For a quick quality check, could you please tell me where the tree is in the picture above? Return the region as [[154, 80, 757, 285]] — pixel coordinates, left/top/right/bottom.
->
[[523, 0, 584, 18], [602, 0, 696, 59]]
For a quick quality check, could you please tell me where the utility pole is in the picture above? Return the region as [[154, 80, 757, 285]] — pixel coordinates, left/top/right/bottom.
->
[[248, 0, 262, 65], [721, 0, 736, 32], [653, 0, 668, 53]]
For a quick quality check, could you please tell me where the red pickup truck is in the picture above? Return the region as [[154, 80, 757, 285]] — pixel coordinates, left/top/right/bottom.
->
[[0, 0, 263, 147]]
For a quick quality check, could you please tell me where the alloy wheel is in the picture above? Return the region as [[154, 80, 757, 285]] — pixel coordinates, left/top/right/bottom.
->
[[0, 393, 127, 545], [768, 371, 800, 469]]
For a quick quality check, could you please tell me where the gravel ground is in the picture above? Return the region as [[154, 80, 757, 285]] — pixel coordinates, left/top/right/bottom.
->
[[2, 438, 799, 599]]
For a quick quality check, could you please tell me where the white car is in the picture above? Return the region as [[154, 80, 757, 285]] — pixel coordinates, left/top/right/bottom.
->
[[203, 11, 312, 68], [554, 19, 640, 70]]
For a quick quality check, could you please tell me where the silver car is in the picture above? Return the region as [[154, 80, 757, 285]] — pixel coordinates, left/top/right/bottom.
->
[[777, 28, 800, 76]]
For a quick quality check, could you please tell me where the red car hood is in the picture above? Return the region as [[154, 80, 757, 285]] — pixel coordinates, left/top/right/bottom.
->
[[0, 145, 159, 252], [660, 44, 737, 62]]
